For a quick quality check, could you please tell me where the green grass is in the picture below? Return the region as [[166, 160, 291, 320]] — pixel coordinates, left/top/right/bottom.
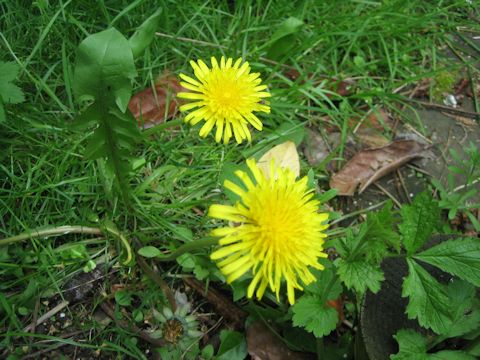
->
[[1, 0, 479, 358]]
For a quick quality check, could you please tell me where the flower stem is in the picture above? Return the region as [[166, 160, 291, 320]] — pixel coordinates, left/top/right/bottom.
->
[[154, 237, 219, 262], [0, 226, 102, 247], [143, 119, 183, 137]]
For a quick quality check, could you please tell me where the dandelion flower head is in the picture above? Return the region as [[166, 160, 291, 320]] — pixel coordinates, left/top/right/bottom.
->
[[208, 159, 329, 304], [178, 56, 271, 144]]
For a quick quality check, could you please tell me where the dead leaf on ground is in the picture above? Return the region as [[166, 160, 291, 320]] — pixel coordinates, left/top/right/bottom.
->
[[247, 322, 313, 360], [258, 141, 300, 178], [327, 298, 345, 323], [330, 140, 428, 196], [303, 128, 330, 166], [128, 72, 185, 129]]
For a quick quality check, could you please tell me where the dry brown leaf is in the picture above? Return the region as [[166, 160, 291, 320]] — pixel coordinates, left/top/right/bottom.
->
[[128, 72, 184, 129], [258, 141, 300, 178], [303, 128, 330, 166], [247, 322, 313, 360], [355, 128, 390, 148], [330, 140, 427, 196]]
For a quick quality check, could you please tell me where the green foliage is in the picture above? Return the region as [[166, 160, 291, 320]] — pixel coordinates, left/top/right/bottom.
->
[[292, 266, 342, 337], [0, 61, 25, 122], [292, 296, 339, 338], [264, 17, 304, 60], [399, 191, 440, 255], [73, 27, 141, 205], [431, 143, 480, 232], [402, 258, 451, 334], [336, 259, 384, 294], [444, 280, 480, 339], [414, 237, 480, 287], [138, 246, 162, 258], [129, 8, 163, 59], [216, 330, 248, 360], [391, 329, 475, 360]]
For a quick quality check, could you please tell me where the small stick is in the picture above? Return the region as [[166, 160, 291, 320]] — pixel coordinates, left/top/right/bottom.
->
[[373, 183, 403, 208], [23, 301, 69, 333], [99, 301, 166, 347], [396, 169, 412, 204], [405, 99, 480, 120]]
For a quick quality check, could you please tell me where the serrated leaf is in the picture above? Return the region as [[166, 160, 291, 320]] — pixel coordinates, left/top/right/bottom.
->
[[129, 8, 162, 58], [414, 237, 480, 287], [138, 246, 161, 258], [391, 329, 427, 360], [217, 330, 247, 360], [399, 192, 440, 255], [292, 295, 338, 337], [0, 61, 20, 83], [0, 61, 25, 109], [402, 258, 452, 334], [391, 329, 475, 360], [73, 28, 140, 204], [73, 27, 136, 112], [364, 201, 400, 262], [0, 82, 25, 104], [305, 265, 342, 300], [439, 280, 480, 339], [336, 259, 384, 294]]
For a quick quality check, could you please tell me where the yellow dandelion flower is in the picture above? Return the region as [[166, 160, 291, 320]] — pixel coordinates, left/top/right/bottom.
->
[[208, 159, 329, 305], [177, 56, 271, 144]]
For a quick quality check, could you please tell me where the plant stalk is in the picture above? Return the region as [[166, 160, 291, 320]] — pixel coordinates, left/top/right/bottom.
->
[[154, 237, 219, 262], [0, 226, 102, 247]]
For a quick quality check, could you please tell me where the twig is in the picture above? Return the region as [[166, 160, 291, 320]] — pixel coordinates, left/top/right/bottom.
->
[[23, 301, 69, 333], [404, 99, 480, 120], [99, 301, 166, 347], [134, 242, 176, 311], [396, 169, 412, 204], [373, 183, 403, 208], [183, 277, 247, 330], [0, 226, 102, 247]]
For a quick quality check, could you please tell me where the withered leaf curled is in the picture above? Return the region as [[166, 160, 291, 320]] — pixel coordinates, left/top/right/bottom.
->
[[330, 140, 427, 196]]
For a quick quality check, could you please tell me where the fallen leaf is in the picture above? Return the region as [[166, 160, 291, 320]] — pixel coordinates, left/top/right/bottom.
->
[[247, 322, 313, 360], [128, 72, 184, 129], [355, 128, 390, 148], [258, 141, 300, 178], [303, 128, 330, 166], [330, 140, 427, 196], [326, 298, 345, 323]]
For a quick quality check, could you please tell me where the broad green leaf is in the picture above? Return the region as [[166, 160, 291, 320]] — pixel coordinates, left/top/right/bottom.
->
[[364, 201, 400, 262], [0, 61, 20, 83], [402, 258, 451, 334], [129, 8, 162, 59], [391, 329, 475, 360], [391, 329, 427, 360], [0, 61, 25, 119], [444, 280, 480, 338], [216, 330, 247, 360], [414, 237, 480, 286], [336, 259, 384, 294], [115, 290, 132, 306], [138, 246, 161, 258], [305, 265, 342, 300], [0, 97, 5, 122], [292, 295, 338, 337], [73, 27, 136, 112], [266, 17, 304, 60], [399, 192, 440, 255]]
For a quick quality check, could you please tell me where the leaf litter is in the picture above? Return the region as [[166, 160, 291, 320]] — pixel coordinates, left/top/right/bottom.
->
[[330, 140, 430, 196]]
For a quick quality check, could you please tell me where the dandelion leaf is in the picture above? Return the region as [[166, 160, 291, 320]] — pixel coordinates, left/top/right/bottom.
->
[[401, 258, 452, 334]]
